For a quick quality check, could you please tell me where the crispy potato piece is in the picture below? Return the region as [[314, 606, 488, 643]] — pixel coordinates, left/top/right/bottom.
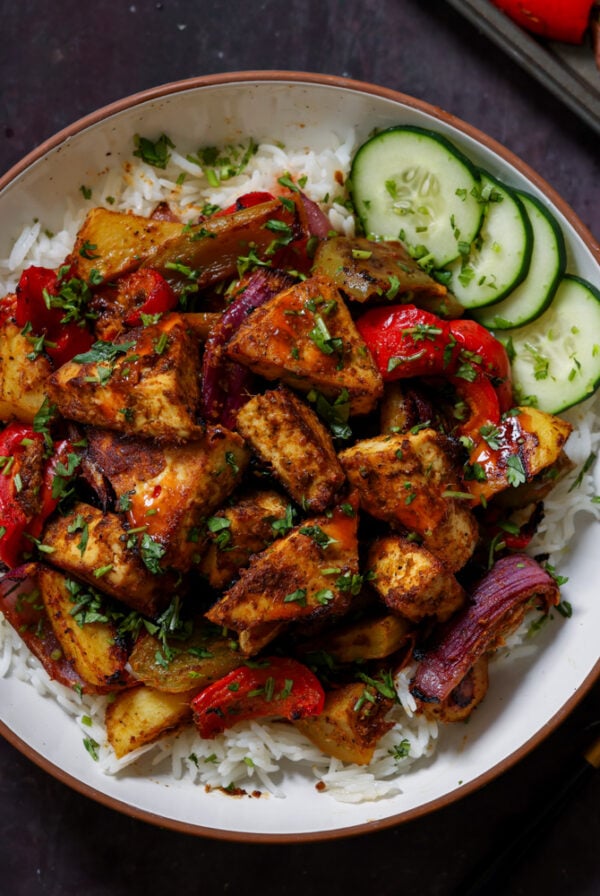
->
[[368, 536, 465, 623], [235, 386, 345, 511], [47, 313, 203, 442], [340, 428, 478, 570], [313, 236, 463, 317], [199, 489, 291, 589], [294, 682, 394, 765], [106, 685, 197, 759], [465, 407, 573, 503], [226, 273, 383, 415], [67, 208, 183, 284], [85, 425, 249, 571], [206, 501, 360, 654], [41, 502, 174, 616], [299, 612, 413, 663], [129, 622, 241, 693], [38, 565, 129, 692], [0, 303, 51, 423]]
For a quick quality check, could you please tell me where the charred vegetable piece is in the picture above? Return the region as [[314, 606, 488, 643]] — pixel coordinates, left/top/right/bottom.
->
[[418, 656, 489, 723], [129, 622, 241, 694], [410, 554, 560, 706], [313, 235, 462, 317], [191, 656, 325, 738], [298, 611, 413, 664], [141, 198, 291, 294], [0, 563, 90, 692], [38, 565, 130, 692]]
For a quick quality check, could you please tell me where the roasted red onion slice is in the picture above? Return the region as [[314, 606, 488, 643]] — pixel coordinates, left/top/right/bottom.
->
[[201, 268, 293, 424], [0, 564, 88, 691], [410, 554, 560, 705], [298, 191, 332, 239]]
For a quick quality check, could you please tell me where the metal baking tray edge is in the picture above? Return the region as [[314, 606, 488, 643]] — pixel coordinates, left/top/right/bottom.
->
[[445, 0, 600, 135]]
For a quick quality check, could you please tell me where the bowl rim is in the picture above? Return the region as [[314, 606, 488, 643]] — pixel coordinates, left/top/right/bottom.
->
[[0, 69, 599, 842]]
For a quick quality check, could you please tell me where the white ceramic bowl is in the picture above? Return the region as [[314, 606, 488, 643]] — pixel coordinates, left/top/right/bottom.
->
[[0, 72, 599, 841]]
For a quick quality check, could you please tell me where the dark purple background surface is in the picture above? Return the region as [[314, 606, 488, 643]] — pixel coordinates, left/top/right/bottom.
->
[[1, 2, 599, 894]]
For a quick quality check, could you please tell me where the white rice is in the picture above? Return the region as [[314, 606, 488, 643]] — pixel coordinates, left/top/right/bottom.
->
[[0, 132, 598, 803]]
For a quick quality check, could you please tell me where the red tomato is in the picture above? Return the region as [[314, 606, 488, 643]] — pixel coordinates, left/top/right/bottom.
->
[[491, 0, 594, 44]]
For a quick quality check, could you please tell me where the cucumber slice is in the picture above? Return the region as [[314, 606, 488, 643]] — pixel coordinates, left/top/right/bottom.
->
[[349, 126, 483, 267], [445, 173, 533, 310], [472, 191, 566, 329], [502, 275, 600, 414]]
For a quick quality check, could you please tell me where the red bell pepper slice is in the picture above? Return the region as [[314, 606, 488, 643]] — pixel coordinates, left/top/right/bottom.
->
[[214, 191, 276, 218], [448, 318, 513, 413], [122, 268, 179, 326], [191, 656, 325, 738], [15, 265, 94, 366], [356, 305, 451, 380], [0, 424, 79, 568], [491, 0, 594, 44]]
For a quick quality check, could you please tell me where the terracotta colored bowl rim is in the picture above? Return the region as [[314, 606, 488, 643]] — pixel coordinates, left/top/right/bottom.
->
[[0, 70, 599, 843]]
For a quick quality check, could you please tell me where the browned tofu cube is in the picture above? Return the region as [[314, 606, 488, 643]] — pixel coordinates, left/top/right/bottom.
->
[[226, 273, 383, 415], [47, 313, 203, 442], [235, 386, 345, 511], [106, 685, 197, 759], [198, 489, 292, 589], [85, 425, 249, 571], [294, 682, 394, 765], [0, 301, 51, 423], [41, 502, 176, 616], [368, 535, 465, 622], [38, 564, 130, 692], [67, 208, 183, 284], [339, 429, 478, 571], [206, 500, 360, 654]]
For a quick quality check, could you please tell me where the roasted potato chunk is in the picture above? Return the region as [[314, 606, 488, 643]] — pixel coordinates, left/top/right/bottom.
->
[[199, 489, 291, 589], [340, 429, 478, 570], [299, 611, 413, 663], [416, 656, 489, 723], [38, 565, 129, 692], [206, 501, 360, 654], [235, 386, 345, 511], [313, 235, 462, 317], [226, 273, 384, 415], [67, 208, 183, 284], [129, 622, 241, 693], [294, 682, 394, 765], [0, 302, 51, 423], [106, 685, 197, 759], [465, 407, 573, 503], [41, 502, 175, 616], [368, 535, 465, 623], [85, 425, 248, 571], [47, 313, 203, 442]]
